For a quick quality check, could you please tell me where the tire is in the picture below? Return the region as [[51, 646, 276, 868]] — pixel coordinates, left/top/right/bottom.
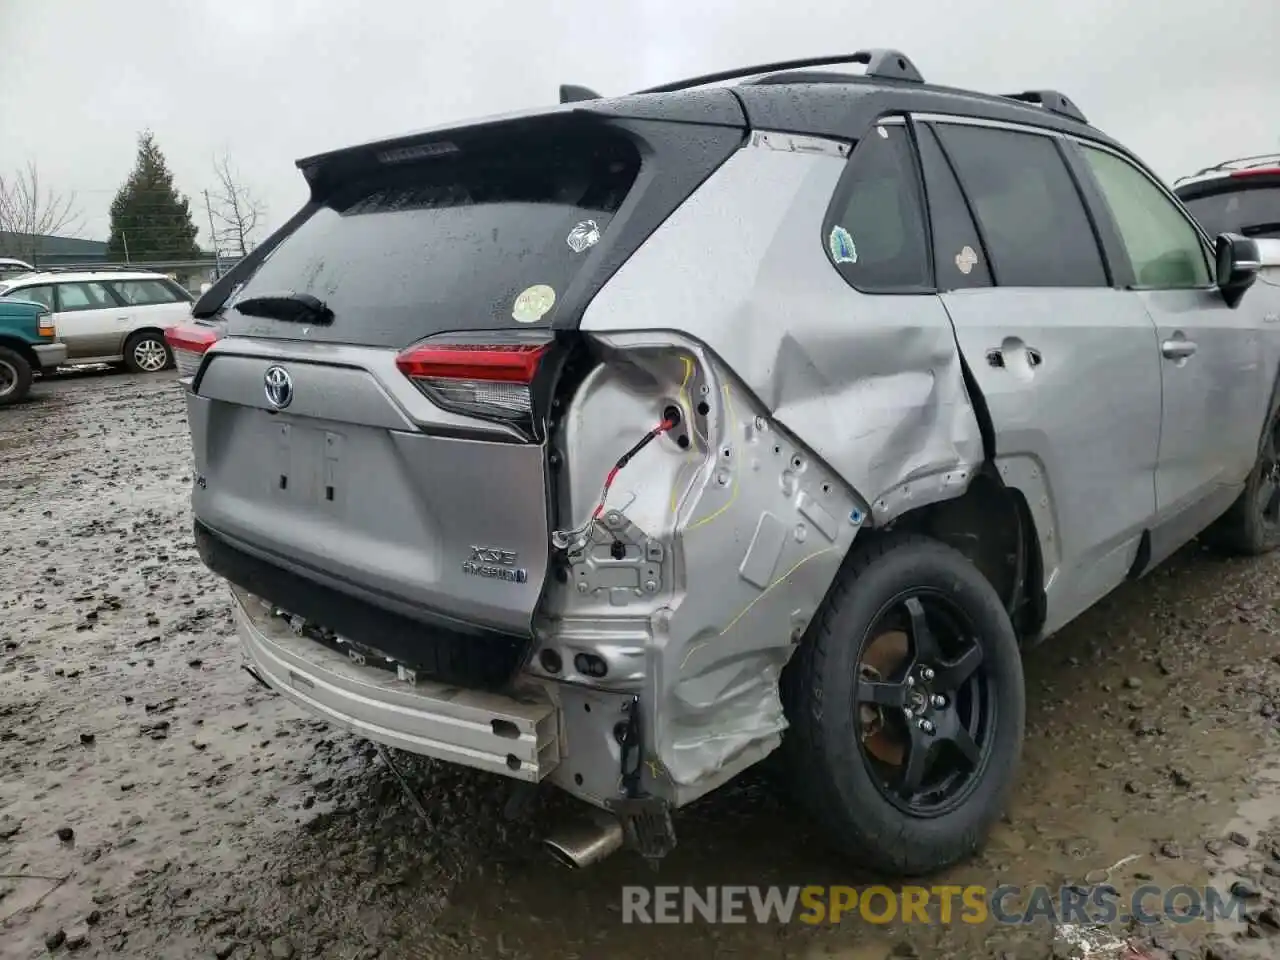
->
[[1203, 406, 1280, 556], [781, 532, 1025, 877], [123, 330, 172, 374], [0, 346, 33, 406]]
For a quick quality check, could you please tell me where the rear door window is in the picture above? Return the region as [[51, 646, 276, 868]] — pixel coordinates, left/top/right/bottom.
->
[[225, 131, 641, 347], [932, 123, 1108, 288], [1180, 185, 1280, 240], [822, 122, 931, 292], [108, 278, 187, 305], [56, 282, 117, 312]]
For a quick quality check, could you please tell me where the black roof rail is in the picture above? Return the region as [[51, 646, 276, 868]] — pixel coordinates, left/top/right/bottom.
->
[[632, 48, 924, 96], [999, 90, 1087, 125], [559, 84, 601, 103]]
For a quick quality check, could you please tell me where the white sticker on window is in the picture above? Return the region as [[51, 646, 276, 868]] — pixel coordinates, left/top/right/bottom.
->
[[512, 284, 556, 323], [566, 219, 601, 254], [828, 225, 858, 265], [876, 126, 889, 139], [955, 245, 978, 275]]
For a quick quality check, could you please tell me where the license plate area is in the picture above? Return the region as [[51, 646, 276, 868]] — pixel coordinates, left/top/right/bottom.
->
[[271, 419, 348, 511]]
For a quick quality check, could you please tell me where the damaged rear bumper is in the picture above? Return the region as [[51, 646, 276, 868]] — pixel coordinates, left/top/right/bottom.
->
[[231, 586, 560, 781]]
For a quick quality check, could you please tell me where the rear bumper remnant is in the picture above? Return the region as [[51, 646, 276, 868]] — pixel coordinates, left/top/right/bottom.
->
[[230, 586, 561, 781]]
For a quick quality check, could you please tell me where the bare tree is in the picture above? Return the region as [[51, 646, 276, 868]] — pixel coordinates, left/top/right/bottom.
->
[[0, 162, 84, 265], [208, 152, 266, 257]]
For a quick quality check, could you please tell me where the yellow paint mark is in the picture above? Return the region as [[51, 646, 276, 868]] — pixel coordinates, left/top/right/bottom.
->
[[670, 356, 695, 517], [685, 383, 739, 531], [678, 545, 839, 671]]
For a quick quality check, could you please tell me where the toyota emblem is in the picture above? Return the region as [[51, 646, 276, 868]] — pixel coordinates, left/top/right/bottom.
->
[[264, 365, 293, 409]]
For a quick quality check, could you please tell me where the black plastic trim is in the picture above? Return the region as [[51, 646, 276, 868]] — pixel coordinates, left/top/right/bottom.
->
[[195, 520, 529, 689], [1057, 139, 1136, 289], [634, 49, 925, 95], [560, 84, 601, 103], [1054, 138, 1120, 289], [1000, 90, 1087, 125], [923, 121, 1001, 287]]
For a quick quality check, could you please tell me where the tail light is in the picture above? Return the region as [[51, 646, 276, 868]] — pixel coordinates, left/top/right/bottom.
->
[[165, 323, 221, 380], [1230, 167, 1280, 179], [395, 334, 551, 426], [37, 310, 55, 338]]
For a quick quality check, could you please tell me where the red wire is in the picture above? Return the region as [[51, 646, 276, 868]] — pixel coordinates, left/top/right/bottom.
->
[[588, 417, 676, 521]]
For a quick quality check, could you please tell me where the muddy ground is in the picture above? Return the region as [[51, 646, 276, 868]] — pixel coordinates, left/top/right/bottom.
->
[[4, 371, 1280, 959]]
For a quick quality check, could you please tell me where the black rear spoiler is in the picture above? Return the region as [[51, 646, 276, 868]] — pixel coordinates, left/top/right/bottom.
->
[[195, 90, 747, 321]]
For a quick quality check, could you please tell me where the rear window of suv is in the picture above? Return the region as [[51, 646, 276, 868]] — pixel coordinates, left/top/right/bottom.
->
[[1179, 183, 1280, 240], [225, 130, 642, 348]]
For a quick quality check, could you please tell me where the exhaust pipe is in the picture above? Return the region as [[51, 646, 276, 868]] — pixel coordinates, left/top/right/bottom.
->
[[544, 813, 625, 869]]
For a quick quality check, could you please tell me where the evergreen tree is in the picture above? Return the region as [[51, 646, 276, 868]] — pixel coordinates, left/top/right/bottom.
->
[[107, 131, 200, 261]]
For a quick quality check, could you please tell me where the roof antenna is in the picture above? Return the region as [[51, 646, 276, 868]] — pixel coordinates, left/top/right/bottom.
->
[[559, 84, 601, 104]]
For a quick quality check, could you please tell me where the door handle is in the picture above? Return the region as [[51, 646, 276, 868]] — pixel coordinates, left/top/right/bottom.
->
[[1161, 339, 1198, 360], [986, 346, 1042, 369]]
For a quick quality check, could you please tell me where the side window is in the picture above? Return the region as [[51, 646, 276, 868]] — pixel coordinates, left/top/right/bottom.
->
[[933, 124, 1108, 288], [1080, 146, 1211, 289], [165, 278, 195, 303], [56, 282, 116, 312], [915, 124, 992, 290], [822, 122, 931, 292], [108, 279, 184, 305], [2, 284, 53, 309]]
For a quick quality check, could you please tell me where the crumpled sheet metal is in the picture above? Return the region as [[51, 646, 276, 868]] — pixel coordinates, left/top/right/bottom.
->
[[546, 333, 862, 802], [563, 140, 985, 796], [580, 139, 984, 530]]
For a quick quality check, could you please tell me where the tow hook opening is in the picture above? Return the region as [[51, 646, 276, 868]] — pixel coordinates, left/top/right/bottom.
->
[[241, 663, 272, 691]]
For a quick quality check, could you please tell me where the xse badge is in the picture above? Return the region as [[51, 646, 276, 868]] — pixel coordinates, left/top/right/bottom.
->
[[462, 546, 528, 584]]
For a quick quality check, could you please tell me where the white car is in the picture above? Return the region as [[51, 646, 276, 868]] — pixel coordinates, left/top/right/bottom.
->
[[0, 268, 194, 373], [0, 258, 34, 282]]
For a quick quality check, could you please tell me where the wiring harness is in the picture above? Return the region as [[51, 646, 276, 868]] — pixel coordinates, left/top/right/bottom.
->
[[550, 415, 677, 549]]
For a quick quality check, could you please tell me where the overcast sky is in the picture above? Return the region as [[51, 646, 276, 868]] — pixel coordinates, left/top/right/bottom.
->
[[1, 0, 1277, 248]]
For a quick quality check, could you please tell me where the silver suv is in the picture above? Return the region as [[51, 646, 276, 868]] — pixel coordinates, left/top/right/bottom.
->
[[171, 50, 1280, 877]]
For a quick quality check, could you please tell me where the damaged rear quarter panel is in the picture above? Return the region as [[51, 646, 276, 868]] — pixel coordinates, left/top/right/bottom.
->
[[545, 138, 982, 803], [579, 137, 983, 524], [537, 336, 865, 805]]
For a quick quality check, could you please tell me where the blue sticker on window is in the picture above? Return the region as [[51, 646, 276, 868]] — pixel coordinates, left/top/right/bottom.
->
[[828, 225, 857, 265]]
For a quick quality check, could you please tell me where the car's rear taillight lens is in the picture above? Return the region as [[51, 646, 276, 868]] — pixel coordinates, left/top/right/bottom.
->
[[165, 324, 221, 380], [1230, 167, 1280, 179], [395, 337, 550, 423]]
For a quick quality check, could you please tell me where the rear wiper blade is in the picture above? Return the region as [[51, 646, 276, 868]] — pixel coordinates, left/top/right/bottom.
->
[[232, 292, 334, 324], [1242, 223, 1280, 239]]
